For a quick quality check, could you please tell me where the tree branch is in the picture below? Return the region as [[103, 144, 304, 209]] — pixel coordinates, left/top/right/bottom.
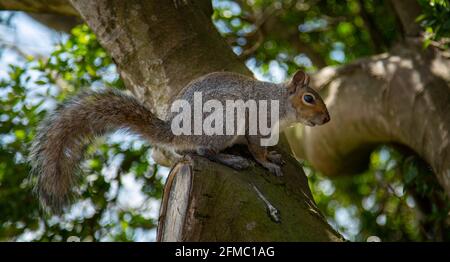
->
[[0, 0, 78, 16], [358, 0, 386, 52], [289, 34, 327, 68], [389, 0, 422, 37], [288, 43, 450, 196], [28, 13, 81, 32]]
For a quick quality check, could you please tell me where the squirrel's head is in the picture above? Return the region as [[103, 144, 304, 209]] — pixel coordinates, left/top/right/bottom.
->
[[286, 70, 330, 126]]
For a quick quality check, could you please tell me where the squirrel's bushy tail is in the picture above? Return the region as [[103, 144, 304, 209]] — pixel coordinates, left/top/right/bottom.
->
[[29, 89, 173, 212]]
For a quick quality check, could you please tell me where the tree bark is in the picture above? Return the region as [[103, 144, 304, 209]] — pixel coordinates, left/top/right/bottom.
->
[[28, 13, 81, 32], [389, 0, 422, 37], [0, 0, 78, 16], [0, 0, 81, 32], [157, 141, 342, 241], [64, 0, 342, 241]]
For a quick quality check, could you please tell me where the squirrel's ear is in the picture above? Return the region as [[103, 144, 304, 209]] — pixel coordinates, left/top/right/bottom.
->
[[288, 70, 310, 94]]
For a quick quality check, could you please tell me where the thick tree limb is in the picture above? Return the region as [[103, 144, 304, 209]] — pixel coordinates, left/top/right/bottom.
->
[[0, 0, 78, 16], [288, 41, 450, 195], [28, 13, 81, 32], [0, 0, 80, 32]]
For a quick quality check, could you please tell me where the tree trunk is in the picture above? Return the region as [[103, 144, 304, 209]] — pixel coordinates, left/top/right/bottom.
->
[[64, 0, 342, 241], [157, 140, 342, 241]]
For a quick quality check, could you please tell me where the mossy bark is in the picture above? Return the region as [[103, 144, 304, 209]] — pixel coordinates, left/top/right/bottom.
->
[[158, 138, 342, 241]]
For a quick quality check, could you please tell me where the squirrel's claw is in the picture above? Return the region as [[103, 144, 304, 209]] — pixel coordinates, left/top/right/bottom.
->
[[267, 151, 285, 165], [224, 155, 251, 170], [264, 162, 283, 177]]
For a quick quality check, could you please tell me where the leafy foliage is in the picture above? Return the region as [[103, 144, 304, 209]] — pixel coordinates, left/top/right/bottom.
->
[[306, 146, 449, 241], [213, 0, 397, 77], [417, 0, 450, 47], [0, 25, 164, 241]]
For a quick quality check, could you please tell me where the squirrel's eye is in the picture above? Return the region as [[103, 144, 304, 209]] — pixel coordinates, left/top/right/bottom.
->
[[303, 94, 315, 104]]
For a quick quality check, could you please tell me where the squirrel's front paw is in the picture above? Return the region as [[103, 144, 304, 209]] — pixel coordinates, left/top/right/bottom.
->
[[227, 156, 251, 170], [264, 162, 283, 177], [267, 151, 285, 165]]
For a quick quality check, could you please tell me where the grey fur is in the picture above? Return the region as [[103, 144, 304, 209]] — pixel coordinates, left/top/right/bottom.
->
[[29, 71, 329, 212]]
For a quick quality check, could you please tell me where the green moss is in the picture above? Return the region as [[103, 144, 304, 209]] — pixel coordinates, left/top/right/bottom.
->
[[183, 152, 343, 241]]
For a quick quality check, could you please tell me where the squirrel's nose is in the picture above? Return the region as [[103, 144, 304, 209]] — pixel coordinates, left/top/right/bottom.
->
[[322, 114, 330, 124]]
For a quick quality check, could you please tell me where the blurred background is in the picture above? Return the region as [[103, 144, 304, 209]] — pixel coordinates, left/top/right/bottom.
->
[[0, 0, 449, 241]]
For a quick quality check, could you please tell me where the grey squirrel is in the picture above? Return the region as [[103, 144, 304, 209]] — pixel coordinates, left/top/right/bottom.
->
[[29, 70, 330, 212]]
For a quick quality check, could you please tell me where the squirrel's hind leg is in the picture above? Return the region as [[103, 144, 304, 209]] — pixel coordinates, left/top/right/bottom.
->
[[195, 148, 250, 170], [247, 141, 283, 177]]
